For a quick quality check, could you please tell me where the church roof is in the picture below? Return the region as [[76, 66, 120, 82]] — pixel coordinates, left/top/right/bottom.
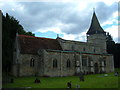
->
[[87, 12, 106, 35], [18, 35, 62, 54]]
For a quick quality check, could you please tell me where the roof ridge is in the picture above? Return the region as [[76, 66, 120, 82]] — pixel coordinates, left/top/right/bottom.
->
[[18, 34, 56, 40]]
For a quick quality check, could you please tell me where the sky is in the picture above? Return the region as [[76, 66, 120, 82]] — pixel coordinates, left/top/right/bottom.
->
[[0, 0, 119, 42]]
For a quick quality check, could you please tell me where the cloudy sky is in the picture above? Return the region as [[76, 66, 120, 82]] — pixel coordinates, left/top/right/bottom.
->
[[0, 0, 119, 42]]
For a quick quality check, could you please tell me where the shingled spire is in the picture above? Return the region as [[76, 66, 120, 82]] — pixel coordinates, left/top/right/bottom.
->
[[87, 11, 106, 35]]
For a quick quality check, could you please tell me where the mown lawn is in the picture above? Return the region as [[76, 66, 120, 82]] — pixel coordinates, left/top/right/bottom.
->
[[2, 73, 119, 88], [2, 68, 120, 88]]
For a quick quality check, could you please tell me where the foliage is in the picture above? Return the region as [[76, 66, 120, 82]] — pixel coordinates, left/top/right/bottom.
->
[[2, 13, 18, 72], [106, 33, 115, 53], [114, 43, 120, 68], [106, 33, 120, 68], [2, 72, 119, 88], [18, 25, 35, 36], [106, 32, 113, 42], [2, 13, 35, 72]]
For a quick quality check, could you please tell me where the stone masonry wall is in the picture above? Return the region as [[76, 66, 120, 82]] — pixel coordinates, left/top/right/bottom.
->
[[57, 38, 102, 54], [18, 54, 40, 76], [44, 51, 75, 77]]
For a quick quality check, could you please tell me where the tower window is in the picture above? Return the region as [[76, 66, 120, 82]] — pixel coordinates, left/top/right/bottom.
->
[[30, 58, 35, 67], [67, 59, 71, 68], [53, 59, 57, 68]]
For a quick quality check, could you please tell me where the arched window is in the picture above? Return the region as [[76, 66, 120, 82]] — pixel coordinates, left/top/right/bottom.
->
[[93, 48, 95, 52], [67, 59, 71, 68], [30, 58, 35, 67], [53, 59, 57, 68], [92, 47, 95, 53]]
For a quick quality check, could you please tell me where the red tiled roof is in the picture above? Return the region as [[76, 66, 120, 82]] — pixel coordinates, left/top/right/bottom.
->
[[18, 35, 62, 54]]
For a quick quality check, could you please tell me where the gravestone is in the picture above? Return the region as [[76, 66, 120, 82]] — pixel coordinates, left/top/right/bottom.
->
[[76, 84, 80, 90], [67, 81, 72, 88], [114, 72, 119, 76], [79, 71, 84, 81], [34, 78, 41, 83]]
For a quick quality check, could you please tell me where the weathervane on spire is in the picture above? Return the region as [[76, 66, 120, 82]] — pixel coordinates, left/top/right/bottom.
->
[[93, 8, 95, 12], [57, 34, 59, 38]]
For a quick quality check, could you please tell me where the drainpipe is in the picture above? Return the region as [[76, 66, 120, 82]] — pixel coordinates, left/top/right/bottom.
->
[[80, 53, 83, 72], [60, 51, 62, 77], [87, 56, 89, 73]]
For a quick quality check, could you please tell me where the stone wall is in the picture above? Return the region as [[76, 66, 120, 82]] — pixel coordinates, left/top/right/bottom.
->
[[43, 50, 114, 76], [57, 38, 103, 54], [79, 54, 113, 74], [12, 64, 18, 76], [16, 54, 41, 76], [12, 51, 114, 77], [87, 34, 107, 53], [44, 50, 75, 77], [105, 55, 114, 73]]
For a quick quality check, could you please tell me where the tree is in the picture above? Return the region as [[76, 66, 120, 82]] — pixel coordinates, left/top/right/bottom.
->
[[106, 32, 113, 41], [106, 33, 115, 54], [26, 31, 35, 36], [106, 32, 120, 68], [114, 43, 120, 68], [2, 13, 35, 73]]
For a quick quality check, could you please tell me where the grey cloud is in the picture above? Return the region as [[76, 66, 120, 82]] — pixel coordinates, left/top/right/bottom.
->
[[96, 2, 118, 23], [1, 1, 117, 35], [17, 2, 75, 31], [60, 2, 118, 34]]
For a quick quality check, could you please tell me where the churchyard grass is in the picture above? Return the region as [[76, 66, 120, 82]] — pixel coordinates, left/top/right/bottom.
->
[[2, 69, 120, 88]]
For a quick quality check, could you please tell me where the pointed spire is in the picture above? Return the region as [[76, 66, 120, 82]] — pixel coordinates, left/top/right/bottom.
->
[[87, 11, 106, 35]]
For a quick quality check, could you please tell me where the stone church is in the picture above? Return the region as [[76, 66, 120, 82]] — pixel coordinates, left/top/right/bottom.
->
[[12, 12, 114, 77]]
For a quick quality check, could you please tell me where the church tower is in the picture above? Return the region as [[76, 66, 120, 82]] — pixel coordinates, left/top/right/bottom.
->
[[87, 11, 107, 53]]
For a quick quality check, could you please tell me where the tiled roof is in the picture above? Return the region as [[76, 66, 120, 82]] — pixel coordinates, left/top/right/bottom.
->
[[18, 35, 62, 54]]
